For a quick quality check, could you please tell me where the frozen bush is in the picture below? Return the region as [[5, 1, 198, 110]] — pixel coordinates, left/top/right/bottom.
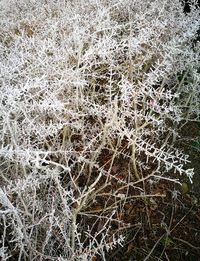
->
[[0, 0, 200, 260]]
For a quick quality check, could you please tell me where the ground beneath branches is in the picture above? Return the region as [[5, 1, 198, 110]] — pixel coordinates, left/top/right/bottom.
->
[[99, 122, 200, 261]]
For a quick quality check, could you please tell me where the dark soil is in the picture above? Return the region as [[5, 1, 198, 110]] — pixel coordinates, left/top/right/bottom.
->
[[102, 122, 200, 261]]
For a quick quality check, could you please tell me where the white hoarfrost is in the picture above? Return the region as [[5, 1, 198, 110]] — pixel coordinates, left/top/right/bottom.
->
[[0, 0, 200, 260]]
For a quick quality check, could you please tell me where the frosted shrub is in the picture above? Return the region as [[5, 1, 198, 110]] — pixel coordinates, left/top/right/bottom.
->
[[0, 0, 200, 260]]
